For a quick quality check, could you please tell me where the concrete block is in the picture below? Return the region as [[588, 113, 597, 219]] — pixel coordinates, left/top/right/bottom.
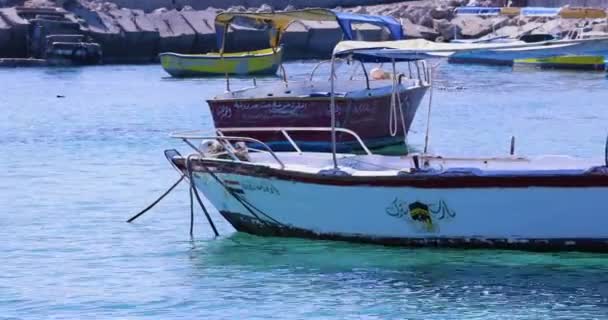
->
[[148, 9, 196, 53], [181, 9, 216, 53]]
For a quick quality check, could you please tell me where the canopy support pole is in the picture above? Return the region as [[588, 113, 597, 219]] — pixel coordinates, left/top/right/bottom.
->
[[423, 66, 434, 155], [221, 25, 230, 92], [330, 54, 338, 170], [359, 60, 370, 90]]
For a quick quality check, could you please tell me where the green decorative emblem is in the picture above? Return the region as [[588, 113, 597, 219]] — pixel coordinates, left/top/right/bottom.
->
[[386, 198, 456, 232]]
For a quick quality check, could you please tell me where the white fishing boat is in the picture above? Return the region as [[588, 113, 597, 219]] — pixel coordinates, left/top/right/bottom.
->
[[449, 6, 608, 66], [336, 37, 608, 66], [162, 42, 608, 252]]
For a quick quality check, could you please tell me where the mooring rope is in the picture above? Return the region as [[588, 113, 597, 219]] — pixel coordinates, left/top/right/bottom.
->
[[128, 151, 287, 236], [189, 180, 194, 237], [190, 156, 286, 227], [186, 155, 220, 237], [126, 175, 185, 223], [396, 85, 408, 145], [389, 62, 398, 137]]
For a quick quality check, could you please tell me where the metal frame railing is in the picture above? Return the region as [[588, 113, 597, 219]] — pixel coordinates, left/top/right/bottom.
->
[[309, 58, 371, 90], [308, 58, 431, 89], [170, 126, 374, 169], [216, 126, 373, 155], [170, 132, 286, 169]]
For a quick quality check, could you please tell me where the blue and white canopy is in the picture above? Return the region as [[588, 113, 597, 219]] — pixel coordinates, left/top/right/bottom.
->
[[333, 11, 403, 41]]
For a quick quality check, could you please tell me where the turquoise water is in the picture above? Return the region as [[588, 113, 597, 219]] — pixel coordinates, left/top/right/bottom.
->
[[2, 63, 608, 318]]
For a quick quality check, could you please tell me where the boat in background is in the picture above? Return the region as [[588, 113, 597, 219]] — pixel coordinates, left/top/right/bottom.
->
[[514, 55, 606, 71], [160, 48, 283, 77], [451, 6, 608, 68], [160, 8, 404, 77], [163, 42, 608, 253], [339, 37, 608, 66], [199, 10, 422, 154], [207, 43, 430, 154]]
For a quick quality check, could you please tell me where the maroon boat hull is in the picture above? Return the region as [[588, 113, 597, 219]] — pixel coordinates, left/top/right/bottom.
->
[[207, 86, 428, 152]]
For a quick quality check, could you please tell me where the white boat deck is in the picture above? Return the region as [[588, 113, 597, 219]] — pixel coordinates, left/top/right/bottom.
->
[[244, 152, 602, 177]]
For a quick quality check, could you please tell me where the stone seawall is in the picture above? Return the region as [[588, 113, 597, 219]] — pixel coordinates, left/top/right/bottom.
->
[[106, 0, 411, 12], [0, 0, 606, 63]]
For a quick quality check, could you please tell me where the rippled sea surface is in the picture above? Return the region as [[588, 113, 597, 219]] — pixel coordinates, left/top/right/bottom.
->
[[2, 62, 608, 319]]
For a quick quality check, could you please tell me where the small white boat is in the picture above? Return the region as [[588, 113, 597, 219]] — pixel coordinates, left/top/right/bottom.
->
[[162, 43, 608, 252], [335, 37, 608, 66], [166, 140, 608, 252], [449, 6, 608, 66]]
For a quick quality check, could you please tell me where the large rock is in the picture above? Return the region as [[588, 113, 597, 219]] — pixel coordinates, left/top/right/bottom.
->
[[532, 18, 582, 37], [402, 17, 439, 40], [450, 15, 509, 39], [433, 18, 460, 41], [430, 6, 453, 21], [483, 20, 543, 40], [301, 20, 342, 58], [148, 9, 196, 53], [401, 4, 434, 29], [107, 8, 159, 61], [223, 23, 269, 52], [181, 9, 219, 53]]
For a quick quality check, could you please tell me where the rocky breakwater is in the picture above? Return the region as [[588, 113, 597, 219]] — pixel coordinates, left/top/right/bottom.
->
[[40, 1, 396, 62], [345, 0, 608, 42], [65, 2, 397, 62], [2, 0, 607, 63], [46, 3, 352, 63]]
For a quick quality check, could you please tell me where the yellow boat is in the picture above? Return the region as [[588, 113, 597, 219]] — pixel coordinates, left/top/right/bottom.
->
[[160, 9, 405, 77], [514, 55, 606, 71], [160, 47, 282, 77]]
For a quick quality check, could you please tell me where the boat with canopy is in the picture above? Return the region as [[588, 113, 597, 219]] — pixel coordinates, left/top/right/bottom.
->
[[206, 49, 430, 154], [160, 8, 404, 77], [161, 41, 608, 252], [204, 11, 426, 154]]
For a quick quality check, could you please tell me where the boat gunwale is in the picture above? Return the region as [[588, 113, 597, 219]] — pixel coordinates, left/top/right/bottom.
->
[[207, 82, 429, 103], [159, 47, 282, 60], [172, 157, 608, 189]]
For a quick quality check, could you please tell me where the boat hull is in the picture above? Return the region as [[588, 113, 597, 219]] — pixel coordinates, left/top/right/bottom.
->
[[514, 55, 606, 71], [448, 37, 608, 66], [178, 159, 608, 252], [208, 85, 428, 153], [160, 48, 282, 77]]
